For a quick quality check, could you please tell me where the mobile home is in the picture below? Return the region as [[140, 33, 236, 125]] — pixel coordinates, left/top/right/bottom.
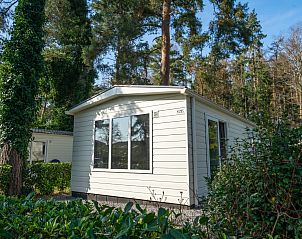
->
[[66, 85, 254, 207], [29, 128, 73, 163]]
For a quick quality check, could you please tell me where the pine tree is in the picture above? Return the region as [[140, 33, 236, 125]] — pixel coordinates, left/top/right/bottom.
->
[[160, 0, 171, 85], [36, 0, 95, 131], [148, 0, 206, 85], [193, 0, 265, 118], [92, 0, 152, 85]]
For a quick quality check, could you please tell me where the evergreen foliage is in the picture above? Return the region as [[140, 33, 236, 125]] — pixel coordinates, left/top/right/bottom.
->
[[0, 0, 45, 195], [1, 1, 302, 125], [0, 0, 45, 158], [24, 162, 71, 195], [36, 0, 95, 131], [0, 164, 11, 194], [92, 0, 154, 85], [92, 0, 206, 86], [209, 0, 264, 60]]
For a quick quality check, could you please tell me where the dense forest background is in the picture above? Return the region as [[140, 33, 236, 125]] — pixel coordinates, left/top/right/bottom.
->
[[1, 0, 301, 131]]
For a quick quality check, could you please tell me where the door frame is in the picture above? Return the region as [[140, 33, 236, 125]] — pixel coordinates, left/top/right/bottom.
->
[[29, 139, 49, 163], [205, 114, 227, 177]]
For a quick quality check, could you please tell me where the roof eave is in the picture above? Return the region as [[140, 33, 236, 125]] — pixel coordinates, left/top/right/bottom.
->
[[66, 87, 188, 116]]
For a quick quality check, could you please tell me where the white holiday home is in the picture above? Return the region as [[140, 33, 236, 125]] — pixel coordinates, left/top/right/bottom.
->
[[29, 128, 73, 163], [66, 85, 254, 207]]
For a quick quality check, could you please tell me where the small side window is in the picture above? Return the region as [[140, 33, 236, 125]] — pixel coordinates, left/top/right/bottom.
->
[[207, 119, 227, 176]]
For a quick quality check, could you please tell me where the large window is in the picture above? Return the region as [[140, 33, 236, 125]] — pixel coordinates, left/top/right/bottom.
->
[[207, 118, 227, 176], [93, 113, 150, 171]]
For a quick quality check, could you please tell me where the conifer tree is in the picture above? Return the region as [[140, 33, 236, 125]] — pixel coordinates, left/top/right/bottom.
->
[[160, 0, 171, 85], [92, 0, 152, 85], [36, 0, 95, 130]]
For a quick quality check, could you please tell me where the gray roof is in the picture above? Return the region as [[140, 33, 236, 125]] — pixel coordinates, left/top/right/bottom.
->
[[31, 128, 73, 136]]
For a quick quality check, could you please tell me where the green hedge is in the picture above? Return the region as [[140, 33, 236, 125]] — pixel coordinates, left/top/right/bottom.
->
[[25, 162, 71, 195], [0, 195, 208, 239], [0, 162, 71, 195]]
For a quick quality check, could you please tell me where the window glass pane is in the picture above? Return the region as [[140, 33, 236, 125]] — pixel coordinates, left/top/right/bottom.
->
[[94, 119, 109, 168], [111, 116, 129, 169], [208, 119, 219, 176], [131, 114, 150, 170]]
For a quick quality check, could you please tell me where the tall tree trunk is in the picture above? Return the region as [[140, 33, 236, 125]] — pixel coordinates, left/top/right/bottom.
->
[[160, 0, 171, 86], [114, 37, 121, 84], [0, 144, 23, 196]]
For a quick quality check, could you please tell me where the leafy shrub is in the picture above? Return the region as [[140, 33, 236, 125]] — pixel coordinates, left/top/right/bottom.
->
[[205, 126, 302, 238], [24, 162, 71, 195], [0, 194, 208, 238], [0, 165, 11, 194], [0, 162, 71, 195]]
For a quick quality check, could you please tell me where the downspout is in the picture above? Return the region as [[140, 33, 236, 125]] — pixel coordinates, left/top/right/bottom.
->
[[190, 96, 199, 206]]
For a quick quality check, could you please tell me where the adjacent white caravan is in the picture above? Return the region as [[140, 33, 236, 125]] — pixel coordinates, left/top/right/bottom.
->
[[29, 128, 73, 163], [66, 85, 254, 207]]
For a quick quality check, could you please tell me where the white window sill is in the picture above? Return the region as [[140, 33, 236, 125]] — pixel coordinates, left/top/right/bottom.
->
[[91, 168, 153, 174]]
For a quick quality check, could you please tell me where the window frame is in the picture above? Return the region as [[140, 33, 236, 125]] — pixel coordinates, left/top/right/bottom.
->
[[92, 111, 153, 174], [205, 115, 228, 177]]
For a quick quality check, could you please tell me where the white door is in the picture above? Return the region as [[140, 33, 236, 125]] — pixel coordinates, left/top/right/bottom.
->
[[30, 141, 47, 163]]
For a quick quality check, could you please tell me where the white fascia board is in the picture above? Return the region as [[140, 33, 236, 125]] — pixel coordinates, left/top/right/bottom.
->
[[65, 85, 254, 127], [66, 86, 187, 115]]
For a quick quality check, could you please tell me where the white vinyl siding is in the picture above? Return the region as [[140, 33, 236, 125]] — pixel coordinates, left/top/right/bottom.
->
[[191, 99, 253, 198], [71, 94, 191, 205], [31, 133, 73, 163]]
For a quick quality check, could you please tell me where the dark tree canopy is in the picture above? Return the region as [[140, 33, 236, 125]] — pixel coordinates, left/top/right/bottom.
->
[[35, 0, 95, 131]]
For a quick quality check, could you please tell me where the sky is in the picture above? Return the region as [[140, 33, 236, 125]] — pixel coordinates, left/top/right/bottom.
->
[[99, 0, 302, 84], [202, 0, 302, 48], [245, 0, 302, 46]]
